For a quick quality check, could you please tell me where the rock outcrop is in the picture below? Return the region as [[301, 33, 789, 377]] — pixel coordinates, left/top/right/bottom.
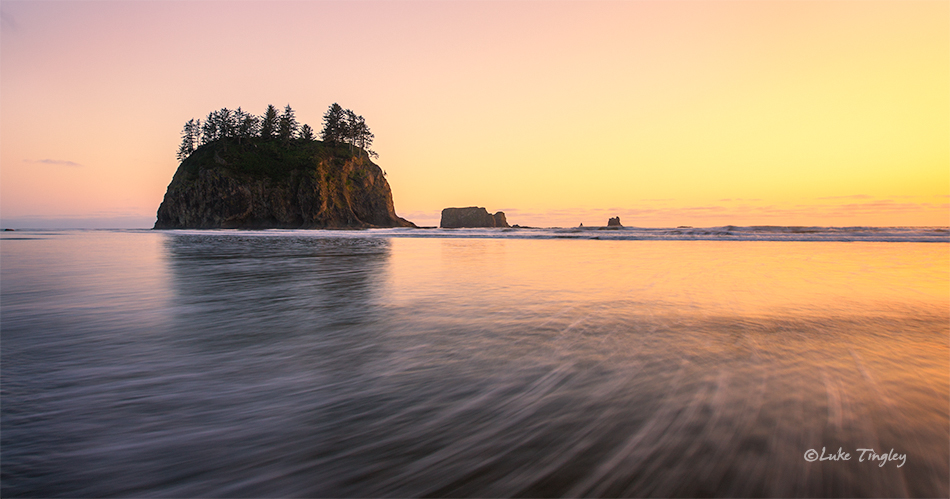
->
[[607, 216, 623, 227], [440, 207, 511, 228], [155, 138, 415, 229], [493, 211, 509, 228]]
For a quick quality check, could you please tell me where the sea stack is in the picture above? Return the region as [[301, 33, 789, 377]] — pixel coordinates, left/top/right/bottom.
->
[[607, 217, 623, 227], [154, 138, 415, 229], [440, 207, 511, 228]]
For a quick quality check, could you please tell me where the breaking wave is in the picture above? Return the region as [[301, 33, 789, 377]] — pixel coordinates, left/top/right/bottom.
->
[[159, 225, 950, 242]]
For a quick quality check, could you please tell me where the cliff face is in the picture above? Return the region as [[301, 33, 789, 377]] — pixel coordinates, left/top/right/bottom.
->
[[155, 138, 414, 229]]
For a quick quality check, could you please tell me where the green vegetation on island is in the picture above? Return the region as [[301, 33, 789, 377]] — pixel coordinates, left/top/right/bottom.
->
[[177, 103, 377, 164], [156, 103, 414, 229]]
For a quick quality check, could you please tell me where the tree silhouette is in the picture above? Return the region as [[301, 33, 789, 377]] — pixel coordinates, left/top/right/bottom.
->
[[278, 104, 299, 142], [299, 124, 314, 141], [344, 109, 359, 154], [216, 108, 235, 138], [177, 119, 199, 161], [177, 103, 335, 158], [320, 103, 346, 144], [261, 104, 279, 139], [321, 106, 379, 159], [200, 111, 219, 144], [348, 112, 377, 159], [235, 107, 259, 141]]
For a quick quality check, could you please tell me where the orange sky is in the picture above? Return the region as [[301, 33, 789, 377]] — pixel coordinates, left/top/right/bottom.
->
[[1, 0, 947, 228]]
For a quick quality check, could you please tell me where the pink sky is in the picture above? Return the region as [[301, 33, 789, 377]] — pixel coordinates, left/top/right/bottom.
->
[[1, 1, 947, 228]]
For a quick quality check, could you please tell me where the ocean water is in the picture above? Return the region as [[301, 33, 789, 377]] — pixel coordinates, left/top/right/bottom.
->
[[1, 228, 947, 497]]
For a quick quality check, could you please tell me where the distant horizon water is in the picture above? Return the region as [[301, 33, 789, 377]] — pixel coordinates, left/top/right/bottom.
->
[[0, 224, 948, 242]]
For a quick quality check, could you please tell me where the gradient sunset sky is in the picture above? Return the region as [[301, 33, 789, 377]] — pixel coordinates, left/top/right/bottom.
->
[[1, 0, 947, 228]]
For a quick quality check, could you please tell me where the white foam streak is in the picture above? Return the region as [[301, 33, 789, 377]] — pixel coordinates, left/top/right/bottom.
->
[[152, 225, 950, 243]]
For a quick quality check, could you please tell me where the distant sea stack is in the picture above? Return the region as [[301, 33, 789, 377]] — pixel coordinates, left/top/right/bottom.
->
[[440, 207, 511, 228], [155, 103, 415, 229], [607, 217, 623, 227]]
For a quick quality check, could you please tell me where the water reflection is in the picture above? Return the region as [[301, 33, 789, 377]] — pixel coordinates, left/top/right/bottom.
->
[[164, 234, 391, 347]]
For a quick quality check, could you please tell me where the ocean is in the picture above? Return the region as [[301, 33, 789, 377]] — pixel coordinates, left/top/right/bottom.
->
[[2, 227, 947, 497]]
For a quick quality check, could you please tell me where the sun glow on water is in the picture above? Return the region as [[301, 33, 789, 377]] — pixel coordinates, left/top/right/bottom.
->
[[2, 230, 947, 496]]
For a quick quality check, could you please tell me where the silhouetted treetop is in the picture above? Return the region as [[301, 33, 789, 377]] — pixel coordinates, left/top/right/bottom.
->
[[320, 103, 377, 159], [177, 118, 199, 162], [176, 103, 376, 162], [320, 103, 346, 144], [260, 105, 279, 139], [278, 105, 299, 142], [299, 124, 315, 141]]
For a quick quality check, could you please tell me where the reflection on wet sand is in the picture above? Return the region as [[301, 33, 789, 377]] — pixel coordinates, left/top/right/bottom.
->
[[1, 232, 946, 497]]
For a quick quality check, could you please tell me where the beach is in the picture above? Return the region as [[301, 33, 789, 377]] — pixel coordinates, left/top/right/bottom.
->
[[2, 228, 947, 497]]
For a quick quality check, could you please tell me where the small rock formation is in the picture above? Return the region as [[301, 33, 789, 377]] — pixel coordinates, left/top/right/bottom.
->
[[607, 216, 623, 227], [440, 207, 511, 228], [493, 211, 508, 228]]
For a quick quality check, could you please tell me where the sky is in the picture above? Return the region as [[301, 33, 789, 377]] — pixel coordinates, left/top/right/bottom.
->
[[1, 0, 947, 228]]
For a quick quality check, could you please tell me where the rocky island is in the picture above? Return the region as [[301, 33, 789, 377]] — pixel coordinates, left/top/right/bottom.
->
[[155, 104, 414, 229], [440, 207, 510, 228]]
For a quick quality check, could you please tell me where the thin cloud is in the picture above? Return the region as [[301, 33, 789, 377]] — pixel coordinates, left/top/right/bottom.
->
[[26, 159, 83, 167], [816, 194, 873, 200]]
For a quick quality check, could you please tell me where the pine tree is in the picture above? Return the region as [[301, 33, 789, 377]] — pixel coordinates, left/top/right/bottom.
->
[[343, 109, 359, 154], [200, 111, 218, 144], [216, 108, 235, 138], [355, 116, 377, 159], [278, 104, 299, 142], [235, 107, 259, 141], [320, 103, 345, 144], [346, 113, 377, 160], [176, 118, 199, 161], [299, 124, 314, 141], [260, 104, 279, 139]]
